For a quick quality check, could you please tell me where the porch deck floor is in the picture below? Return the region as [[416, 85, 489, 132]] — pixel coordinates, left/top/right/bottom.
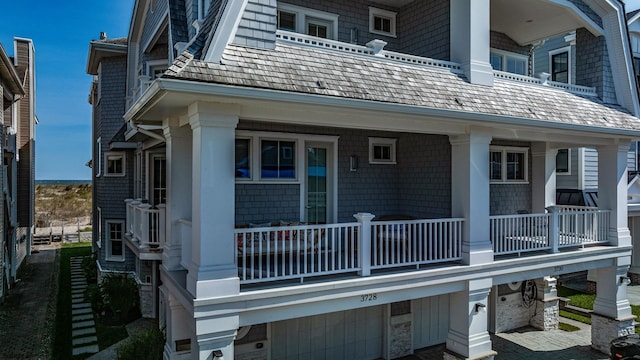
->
[[405, 318, 607, 360]]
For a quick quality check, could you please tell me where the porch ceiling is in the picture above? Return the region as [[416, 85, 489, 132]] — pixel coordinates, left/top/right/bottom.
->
[[490, 0, 602, 45]]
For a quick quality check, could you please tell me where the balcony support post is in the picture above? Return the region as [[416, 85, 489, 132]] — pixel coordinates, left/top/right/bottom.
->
[[354, 213, 375, 276], [597, 142, 632, 247], [163, 117, 192, 271], [450, 0, 493, 86], [531, 142, 557, 213], [546, 206, 559, 253]]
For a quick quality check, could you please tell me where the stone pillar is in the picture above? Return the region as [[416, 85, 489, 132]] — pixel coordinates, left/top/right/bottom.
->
[[163, 118, 192, 271], [450, 132, 493, 265], [591, 262, 635, 353], [450, 0, 493, 86], [597, 142, 632, 247], [530, 143, 557, 213], [384, 302, 413, 359], [187, 102, 239, 299], [445, 278, 497, 360], [531, 276, 559, 331]]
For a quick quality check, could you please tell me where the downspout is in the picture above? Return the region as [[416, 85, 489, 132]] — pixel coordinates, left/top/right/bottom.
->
[[129, 121, 166, 142], [528, 39, 546, 77]]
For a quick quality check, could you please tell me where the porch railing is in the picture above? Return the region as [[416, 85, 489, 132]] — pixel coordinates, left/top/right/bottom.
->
[[490, 206, 610, 256], [235, 215, 464, 284], [124, 199, 165, 248]]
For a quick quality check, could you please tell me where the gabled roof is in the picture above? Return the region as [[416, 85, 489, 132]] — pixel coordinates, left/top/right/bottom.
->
[[86, 38, 128, 75], [163, 42, 640, 134], [0, 42, 25, 96]]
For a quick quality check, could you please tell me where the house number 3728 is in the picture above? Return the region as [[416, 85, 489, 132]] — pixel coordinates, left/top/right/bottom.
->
[[360, 293, 377, 302]]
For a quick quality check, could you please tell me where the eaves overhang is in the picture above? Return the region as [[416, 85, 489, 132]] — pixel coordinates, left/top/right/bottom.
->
[[86, 41, 128, 75], [0, 43, 24, 96], [125, 78, 640, 140]]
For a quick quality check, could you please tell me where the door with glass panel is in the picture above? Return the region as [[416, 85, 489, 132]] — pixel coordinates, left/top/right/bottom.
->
[[149, 153, 166, 206], [306, 142, 333, 224]]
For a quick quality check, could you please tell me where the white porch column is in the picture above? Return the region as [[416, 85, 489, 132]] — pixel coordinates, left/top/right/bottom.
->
[[591, 262, 635, 353], [450, 132, 493, 265], [597, 142, 632, 247], [194, 317, 238, 360], [163, 118, 192, 271], [445, 278, 496, 360], [530, 142, 557, 213], [187, 102, 239, 299], [450, 0, 493, 86]]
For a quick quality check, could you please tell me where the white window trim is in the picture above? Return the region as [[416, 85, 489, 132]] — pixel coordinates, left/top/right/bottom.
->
[[490, 146, 529, 184], [236, 130, 338, 184], [369, 7, 397, 38], [96, 137, 102, 178], [490, 48, 529, 76], [104, 151, 126, 177], [96, 207, 102, 249], [146, 59, 169, 79], [105, 220, 125, 262], [556, 148, 571, 176], [278, 3, 339, 40], [369, 137, 397, 164], [548, 46, 572, 84]]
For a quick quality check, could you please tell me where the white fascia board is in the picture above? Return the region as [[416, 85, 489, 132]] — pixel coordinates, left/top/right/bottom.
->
[[203, 0, 249, 63], [126, 77, 640, 139], [549, 0, 604, 36]]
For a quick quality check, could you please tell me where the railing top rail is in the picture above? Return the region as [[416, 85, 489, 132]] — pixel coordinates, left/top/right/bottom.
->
[[372, 218, 465, 225], [489, 213, 549, 220], [234, 222, 360, 233]]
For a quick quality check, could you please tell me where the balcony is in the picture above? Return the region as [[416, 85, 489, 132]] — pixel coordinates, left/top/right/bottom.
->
[[124, 199, 165, 260], [231, 207, 609, 285]]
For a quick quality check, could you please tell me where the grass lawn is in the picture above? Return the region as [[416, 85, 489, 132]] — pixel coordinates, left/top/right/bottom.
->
[[558, 285, 640, 332], [51, 243, 128, 360]]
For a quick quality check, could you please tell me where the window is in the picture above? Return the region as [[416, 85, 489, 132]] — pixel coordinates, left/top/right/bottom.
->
[[490, 49, 528, 75], [369, 7, 397, 37], [549, 47, 571, 83], [146, 60, 168, 79], [106, 220, 125, 261], [150, 154, 166, 205], [261, 140, 296, 179], [490, 146, 528, 183], [556, 148, 570, 175], [105, 152, 125, 176], [369, 137, 397, 164], [96, 137, 102, 177], [277, 4, 338, 40], [235, 138, 251, 179]]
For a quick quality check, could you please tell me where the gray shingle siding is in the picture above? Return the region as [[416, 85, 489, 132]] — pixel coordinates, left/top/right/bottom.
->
[[140, 0, 170, 63], [235, 121, 452, 224], [567, 0, 602, 28], [490, 31, 529, 56], [575, 28, 617, 103], [398, 0, 449, 59], [234, 0, 277, 49], [170, 0, 190, 46], [490, 140, 532, 216]]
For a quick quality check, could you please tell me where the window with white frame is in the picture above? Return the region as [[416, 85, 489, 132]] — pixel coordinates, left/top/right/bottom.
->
[[277, 4, 338, 40], [556, 148, 570, 175], [105, 152, 125, 176], [96, 137, 102, 177], [369, 7, 397, 37], [369, 137, 397, 164], [549, 47, 570, 83], [490, 49, 528, 75], [146, 60, 168, 79], [106, 220, 125, 261], [235, 138, 251, 179], [490, 146, 528, 183], [261, 139, 296, 179]]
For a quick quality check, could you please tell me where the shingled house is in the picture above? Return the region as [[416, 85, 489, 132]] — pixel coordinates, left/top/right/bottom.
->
[[0, 38, 36, 301], [91, 0, 640, 358]]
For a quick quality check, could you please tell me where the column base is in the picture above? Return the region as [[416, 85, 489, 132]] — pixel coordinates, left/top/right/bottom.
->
[[591, 313, 635, 354], [443, 349, 497, 360]]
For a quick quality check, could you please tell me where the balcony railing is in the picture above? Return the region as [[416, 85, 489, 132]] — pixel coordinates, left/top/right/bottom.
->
[[490, 206, 610, 256], [235, 215, 464, 284], [125, 199, 165, 248]]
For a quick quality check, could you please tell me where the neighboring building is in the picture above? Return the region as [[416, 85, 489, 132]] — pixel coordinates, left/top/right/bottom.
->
[[0, 38, 36, 301], [91, 0, 640, 359]]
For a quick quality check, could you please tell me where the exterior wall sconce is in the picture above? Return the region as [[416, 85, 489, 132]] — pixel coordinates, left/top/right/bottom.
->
[[213, 350, 223, 358], [474, 303, 486, 313], [620, 276, 631, 285], [350, 155, 358, 171]]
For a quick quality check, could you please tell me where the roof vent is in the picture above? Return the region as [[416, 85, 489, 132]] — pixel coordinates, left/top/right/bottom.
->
[[100, 32, 107, 40]]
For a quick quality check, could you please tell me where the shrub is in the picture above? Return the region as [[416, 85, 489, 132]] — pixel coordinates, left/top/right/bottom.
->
[[101, 274, 140, 324], [81, 254, 97, 283], [85, 283, 104, 314], [117, 327, 165, 360]]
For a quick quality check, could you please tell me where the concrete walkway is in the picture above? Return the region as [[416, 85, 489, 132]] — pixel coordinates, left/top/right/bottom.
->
[[70, 255, 99, 356], [0, 243, 60, 359]]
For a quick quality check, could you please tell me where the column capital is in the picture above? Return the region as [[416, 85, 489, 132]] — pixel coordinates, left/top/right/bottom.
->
[[188, 102, 240, 130], [448, 131, 492, 146], [530, 142, 558, 157]]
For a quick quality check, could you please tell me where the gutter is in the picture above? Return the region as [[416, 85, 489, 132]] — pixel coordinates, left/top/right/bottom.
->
[[126, 78, 640, 139]]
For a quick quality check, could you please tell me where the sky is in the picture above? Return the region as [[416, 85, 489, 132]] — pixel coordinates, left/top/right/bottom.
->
[[2, 0, 640, 180], [0, 1, 134, 180]]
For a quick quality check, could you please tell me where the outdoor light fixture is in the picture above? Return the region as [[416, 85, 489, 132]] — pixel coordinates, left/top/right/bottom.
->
[[474, 303, 486, 313], [620, 276, 631, 285], [350, 155, 358, 171], [213, 350, 223, 358]]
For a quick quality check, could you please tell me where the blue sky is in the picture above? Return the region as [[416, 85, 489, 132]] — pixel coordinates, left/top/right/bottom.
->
[[1, 1, 640, 180], [0, 1, 133, 180]]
